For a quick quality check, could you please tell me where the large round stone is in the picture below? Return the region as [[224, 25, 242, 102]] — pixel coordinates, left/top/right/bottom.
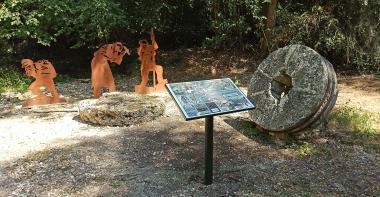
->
[[247, 45, 338, 133], [78, 92, 165, 126]]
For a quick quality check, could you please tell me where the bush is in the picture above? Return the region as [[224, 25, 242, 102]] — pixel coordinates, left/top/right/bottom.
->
[[203, 0, 264, 50], [0, 0, 211, 50], [1, 0, 379, 73], [0, 0, 128, 49], [0, 63, 32, 93], [274, 0, 380, 73]]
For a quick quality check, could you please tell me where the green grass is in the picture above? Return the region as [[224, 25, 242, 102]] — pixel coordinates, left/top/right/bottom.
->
[[0, 66, 32, 93], [232, 76, 241, 86], [330, 105, 380, 153], [283, 140, 327, 156], [285, 141, 314, 156], [241, 121, 330, 156], [241, 121, 268, 142], [94, 175, 107, 182], [62, 165, 73, 171], [330, 105, 375, 132], [109, 180, 122, 188]]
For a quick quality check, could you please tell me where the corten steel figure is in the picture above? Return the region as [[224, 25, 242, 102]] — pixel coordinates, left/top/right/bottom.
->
[[91, 42, 130, 98], [135, 28, 168, 94], [21, 59, 65, 107]]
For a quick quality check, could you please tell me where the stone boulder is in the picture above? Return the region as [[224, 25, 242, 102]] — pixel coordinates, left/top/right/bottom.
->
[[247, 45, 338, 134], [78, 92, 165, 126]]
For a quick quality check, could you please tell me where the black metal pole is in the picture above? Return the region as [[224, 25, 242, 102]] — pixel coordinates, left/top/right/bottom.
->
[[204, 116, 214, 185]]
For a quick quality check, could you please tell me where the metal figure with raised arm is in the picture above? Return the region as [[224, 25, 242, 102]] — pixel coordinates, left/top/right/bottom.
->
[[135, 28, 168, 94], [21, 59, 65, 107], [91, 42, 130, 98]]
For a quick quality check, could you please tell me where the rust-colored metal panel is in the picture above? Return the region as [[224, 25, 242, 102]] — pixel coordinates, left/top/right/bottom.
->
[[91, 42, 130, 98], [135, 28, 168, 94], [21, 59, 66, 107]]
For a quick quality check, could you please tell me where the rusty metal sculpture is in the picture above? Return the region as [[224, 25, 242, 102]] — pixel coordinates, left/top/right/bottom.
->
[[135, 28, 168, 94], [21, 59, 65, 107], [91, 42, 130, 98]]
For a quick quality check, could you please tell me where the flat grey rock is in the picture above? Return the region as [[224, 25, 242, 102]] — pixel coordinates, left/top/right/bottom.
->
[[78, 92, 165, 126]]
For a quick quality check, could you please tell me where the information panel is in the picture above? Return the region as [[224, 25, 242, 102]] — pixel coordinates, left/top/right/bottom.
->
[[166, 78, 255, 120]]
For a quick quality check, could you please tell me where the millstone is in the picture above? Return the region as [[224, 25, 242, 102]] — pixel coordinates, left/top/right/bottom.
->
[[78, 92, 165, 126], [247, 45, 338, 133]]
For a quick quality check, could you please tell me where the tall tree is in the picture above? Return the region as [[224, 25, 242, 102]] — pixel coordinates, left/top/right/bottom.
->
[[260, 0, 278, 53]]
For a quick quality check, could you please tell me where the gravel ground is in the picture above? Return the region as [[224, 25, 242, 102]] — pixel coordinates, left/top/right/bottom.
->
[[0, 76, 379, 196]]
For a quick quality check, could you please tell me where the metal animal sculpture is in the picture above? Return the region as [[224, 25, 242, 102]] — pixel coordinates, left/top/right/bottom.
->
[[135, 28, 168, 94], [21, 59, 65, 107], [91, 42, 130, 98]]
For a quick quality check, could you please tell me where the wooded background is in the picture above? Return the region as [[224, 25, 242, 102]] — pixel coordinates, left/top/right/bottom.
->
[[0, 0, 379, 73]]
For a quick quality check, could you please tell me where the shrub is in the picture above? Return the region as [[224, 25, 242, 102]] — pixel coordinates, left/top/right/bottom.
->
[[0, 0, 127, 49], [330, 105, 374, 133], [0, 0, 210, 50], [203, 0, 265, 50], [274, 0, 380, 73], [0, 65, 32, 93]]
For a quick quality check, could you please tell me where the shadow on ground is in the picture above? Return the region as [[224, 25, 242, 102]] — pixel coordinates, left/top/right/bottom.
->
[[1, 116, 379, 196]]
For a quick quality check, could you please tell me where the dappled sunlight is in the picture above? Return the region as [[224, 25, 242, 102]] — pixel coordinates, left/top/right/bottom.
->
[[0, 113, 119, 163], [161, 49, 258, 85], [0, 0, 379, 194], [336, 75, 380, 130], [1, 100, 380, 195]]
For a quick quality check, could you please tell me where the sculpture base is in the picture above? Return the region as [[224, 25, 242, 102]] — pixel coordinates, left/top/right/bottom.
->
[[22, 97, 67, 108], [135, 80, 168, 94], [135, 85, 155, 94]]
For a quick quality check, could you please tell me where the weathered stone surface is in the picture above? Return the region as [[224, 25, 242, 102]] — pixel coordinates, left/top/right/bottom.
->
[[248, 45, 338, 133], [78, 92, 165, 126]]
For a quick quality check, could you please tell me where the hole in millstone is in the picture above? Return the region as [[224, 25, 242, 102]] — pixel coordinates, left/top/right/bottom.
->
[[270, 71, 293, 102]]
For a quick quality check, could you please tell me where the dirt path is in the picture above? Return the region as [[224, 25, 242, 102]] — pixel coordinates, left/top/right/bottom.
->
[[335, 75, 380, 130], [0, 75, 379, 196]]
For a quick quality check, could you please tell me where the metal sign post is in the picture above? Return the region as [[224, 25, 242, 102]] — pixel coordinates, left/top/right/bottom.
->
[[204, 116, 214, 185], [166, 78, 255, 185]]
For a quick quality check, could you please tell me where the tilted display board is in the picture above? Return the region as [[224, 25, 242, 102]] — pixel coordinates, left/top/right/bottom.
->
[[166, 78, 255, 185], [166, 78, 255, 120]]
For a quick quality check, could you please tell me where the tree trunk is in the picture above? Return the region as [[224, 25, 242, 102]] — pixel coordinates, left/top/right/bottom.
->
[[212, 0, 220, 22], [260, 0, 278, 53]]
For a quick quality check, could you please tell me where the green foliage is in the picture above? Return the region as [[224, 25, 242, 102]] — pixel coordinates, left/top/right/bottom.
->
[[203, 0, 265, 50], [375, 73, 380, 80], [330, 105, 375, 132], [274, 0, 380, 73], [94, 175, 107, 182], [0, 0, 210, 49], [241, 121, 268, 141], [0, 61, 32, 93], [283, 140, 323, 156], [330, 105, 380, 152], [241, 121, 327, 156], [109, 180, 122, 188], [0, 0, 127, 48], [1, 0, 379, 73]]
